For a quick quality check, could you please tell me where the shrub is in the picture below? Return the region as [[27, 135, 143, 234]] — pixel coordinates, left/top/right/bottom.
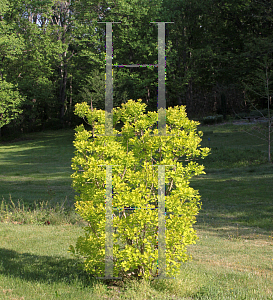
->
[[203, 115, 223, 125], [69, 99, 210, 280], [249, 110, 263, 118], [216, 114, 224, 123]]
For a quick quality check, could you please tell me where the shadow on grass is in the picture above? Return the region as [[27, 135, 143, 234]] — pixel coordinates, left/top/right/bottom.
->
[[0, 248, 195, 297], [0, 129, 75, 204], [0, 248, 95, 286]]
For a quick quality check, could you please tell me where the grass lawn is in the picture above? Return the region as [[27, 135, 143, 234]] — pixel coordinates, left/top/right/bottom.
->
[[0, 124, 272, 299], [0, 130, 75, 205]]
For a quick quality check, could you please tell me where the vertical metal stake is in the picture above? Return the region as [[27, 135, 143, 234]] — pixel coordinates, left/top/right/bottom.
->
[[158, 165, 166, 278], [157, 22, 166, 136], [96, 21, 174, 280], [105, 165, 113, 278], [105, 22, 113, 136]]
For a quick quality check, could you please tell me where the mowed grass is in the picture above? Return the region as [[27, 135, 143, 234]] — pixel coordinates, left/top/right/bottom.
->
[[0, 124, 273, 299], [0, 129, 75, 205]]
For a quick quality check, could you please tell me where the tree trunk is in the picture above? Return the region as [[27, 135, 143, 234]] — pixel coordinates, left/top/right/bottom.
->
[[186, 78, 193, 113], [28, 9, 32, 23], [268, 96, 271, 163], [59, 55, 68, 127], [69, 74, 72, 121], [0, 57, 4, 80], [269, 121, 271, 163], [54, 1, 70, 127], [177, 95, 182, 106], [266, 67, 271, 163], [146, 87, 150, 104]]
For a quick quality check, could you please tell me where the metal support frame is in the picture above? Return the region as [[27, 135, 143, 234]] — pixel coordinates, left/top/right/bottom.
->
[[96, 21, 174, 280]]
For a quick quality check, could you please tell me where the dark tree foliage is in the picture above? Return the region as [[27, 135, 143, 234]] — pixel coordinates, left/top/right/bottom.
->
[[0, 0, 272, 135]]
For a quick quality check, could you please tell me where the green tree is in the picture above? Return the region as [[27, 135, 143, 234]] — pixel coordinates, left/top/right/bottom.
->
[[95, 0, 162, 110], [157, 0, 256, 115], [0, 0, 25, 81], [2, 0, 273, 133], [0, 79, 25, 136], [242, 38, 273, 163], [0, 0, 62, 130], [78, 69, 105, 110]]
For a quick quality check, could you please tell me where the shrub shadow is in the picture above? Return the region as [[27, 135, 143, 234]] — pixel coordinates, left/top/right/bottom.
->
[[0, 248, 95, 285]]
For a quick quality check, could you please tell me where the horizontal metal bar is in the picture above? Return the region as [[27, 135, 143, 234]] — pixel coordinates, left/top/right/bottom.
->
[[113, 64, 158, 67], [96, 277, 122, 280], [112, 207, 160, 210]]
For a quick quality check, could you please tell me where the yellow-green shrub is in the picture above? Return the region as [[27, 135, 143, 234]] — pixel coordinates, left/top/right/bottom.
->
[[69, 99, 210, 280]]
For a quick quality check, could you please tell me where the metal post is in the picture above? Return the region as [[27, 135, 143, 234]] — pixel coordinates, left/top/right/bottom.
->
[[96, 21, 174, 279]]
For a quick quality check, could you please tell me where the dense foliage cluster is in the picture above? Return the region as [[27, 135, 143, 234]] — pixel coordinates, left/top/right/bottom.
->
[[1, 0, 273, 135], [0, 79, 24, 136], [70, 99, 209, 279]]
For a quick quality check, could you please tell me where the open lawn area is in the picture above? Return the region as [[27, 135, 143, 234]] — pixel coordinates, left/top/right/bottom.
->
[[0, 124, 272, 299]]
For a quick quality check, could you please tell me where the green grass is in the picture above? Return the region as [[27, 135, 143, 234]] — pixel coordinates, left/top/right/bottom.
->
[[0, 124, 273, 299], [0, 129, 75, 205], [197, 123, 269, 169]]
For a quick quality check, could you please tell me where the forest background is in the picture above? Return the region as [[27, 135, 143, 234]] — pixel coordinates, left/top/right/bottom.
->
[[1, 0, 272, 136]]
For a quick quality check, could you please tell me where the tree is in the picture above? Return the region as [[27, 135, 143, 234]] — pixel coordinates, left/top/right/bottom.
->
[[242, 38, 273, 163], [95, 0, 162, 110], [2, 0, 273, 133], [78, 68, 105, 110], [1, 0, 62, 130], [0, 0, 25, 81], [0, 79, 25, 136], [0, 0, 25, 130], [158, 0, 252, 114]]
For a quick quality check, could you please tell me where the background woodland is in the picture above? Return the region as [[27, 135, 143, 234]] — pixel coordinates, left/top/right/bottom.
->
[[1, 0, 273, 135]]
